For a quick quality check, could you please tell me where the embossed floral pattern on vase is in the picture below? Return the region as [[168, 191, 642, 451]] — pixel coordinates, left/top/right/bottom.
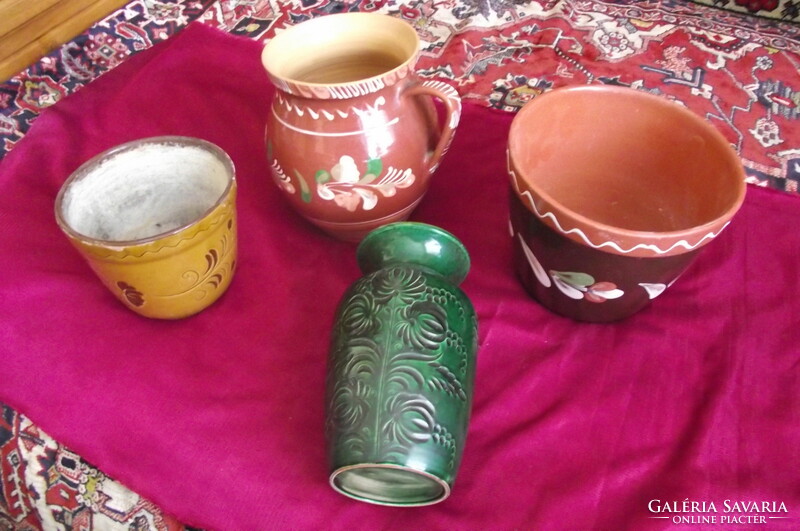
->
[[327, 265, 473, 465], [326, 222, 477, 505]]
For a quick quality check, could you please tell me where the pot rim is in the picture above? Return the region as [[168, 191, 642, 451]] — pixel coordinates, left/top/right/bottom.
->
[[54, 136, 236, 248], [508, 85, 747, 258]]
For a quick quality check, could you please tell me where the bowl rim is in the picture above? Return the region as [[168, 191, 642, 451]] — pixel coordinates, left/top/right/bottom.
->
[[507, 85, 747, 258]]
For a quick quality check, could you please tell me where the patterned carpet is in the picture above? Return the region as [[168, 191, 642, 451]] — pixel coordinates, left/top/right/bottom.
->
[[1, 0, 799, 528]]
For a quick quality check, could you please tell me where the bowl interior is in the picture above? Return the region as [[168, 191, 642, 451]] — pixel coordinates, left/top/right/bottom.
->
[[509, 87, 745, 233]]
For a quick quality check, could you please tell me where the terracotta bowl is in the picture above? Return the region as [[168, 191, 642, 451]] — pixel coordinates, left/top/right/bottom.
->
[[508, 85, 746, 322]]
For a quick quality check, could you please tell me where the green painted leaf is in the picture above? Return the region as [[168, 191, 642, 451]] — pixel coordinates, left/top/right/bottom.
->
[[553, 271, 595, 287], [315, 170, 331, 184], [294, 170, 311, 203], [363, 158, 383, 181]]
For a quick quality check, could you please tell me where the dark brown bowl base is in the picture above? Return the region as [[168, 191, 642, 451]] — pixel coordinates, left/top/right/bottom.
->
[[509, 192, 700, 322]]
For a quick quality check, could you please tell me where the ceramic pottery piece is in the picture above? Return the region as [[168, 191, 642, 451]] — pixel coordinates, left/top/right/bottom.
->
[[262, 13, 462, 241], [508, 85, 746, 322], [55, 136, 237, 319], [326, 222, 478, 506]]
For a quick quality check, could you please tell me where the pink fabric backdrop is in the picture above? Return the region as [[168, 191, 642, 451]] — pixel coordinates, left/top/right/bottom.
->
[[1, 23, 798, 529]]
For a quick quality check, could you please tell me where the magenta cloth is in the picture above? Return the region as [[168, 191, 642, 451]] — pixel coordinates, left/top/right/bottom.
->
[[1, 23, 799, 529]]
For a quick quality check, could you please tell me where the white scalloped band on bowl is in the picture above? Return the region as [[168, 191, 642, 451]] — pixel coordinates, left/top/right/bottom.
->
[[508, 85, 746, 260], [509, 159, 733, 258]]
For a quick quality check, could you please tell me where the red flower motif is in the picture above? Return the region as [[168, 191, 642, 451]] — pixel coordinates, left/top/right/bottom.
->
[[17, 76, 66, 113], [584, 282, 624, 304], [117, 282, 144, 307], [85, 33, 129, 69]]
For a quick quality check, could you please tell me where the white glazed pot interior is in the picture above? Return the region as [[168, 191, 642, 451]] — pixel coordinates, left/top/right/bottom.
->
[[58, 141, 231, 243]]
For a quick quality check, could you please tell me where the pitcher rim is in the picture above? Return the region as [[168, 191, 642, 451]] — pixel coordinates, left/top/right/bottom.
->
[[261, 13, 421, 99]]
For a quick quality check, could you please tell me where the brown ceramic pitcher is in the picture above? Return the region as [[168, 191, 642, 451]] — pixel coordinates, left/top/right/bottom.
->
[[261, 13, 461, 241]]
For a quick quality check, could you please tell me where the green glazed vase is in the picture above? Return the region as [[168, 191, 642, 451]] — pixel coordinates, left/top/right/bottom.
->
[[326, 222, 478, 506]]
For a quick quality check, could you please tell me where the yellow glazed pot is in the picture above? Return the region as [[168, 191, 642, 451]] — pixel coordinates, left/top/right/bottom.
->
[[55, 136, 237, 319]]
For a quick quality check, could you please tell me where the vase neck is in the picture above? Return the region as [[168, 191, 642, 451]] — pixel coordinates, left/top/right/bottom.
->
[[356, 222, 470, 286]]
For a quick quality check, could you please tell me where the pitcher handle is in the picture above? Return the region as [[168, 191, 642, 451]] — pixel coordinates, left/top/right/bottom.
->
[[405, 80, 462, 174]]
